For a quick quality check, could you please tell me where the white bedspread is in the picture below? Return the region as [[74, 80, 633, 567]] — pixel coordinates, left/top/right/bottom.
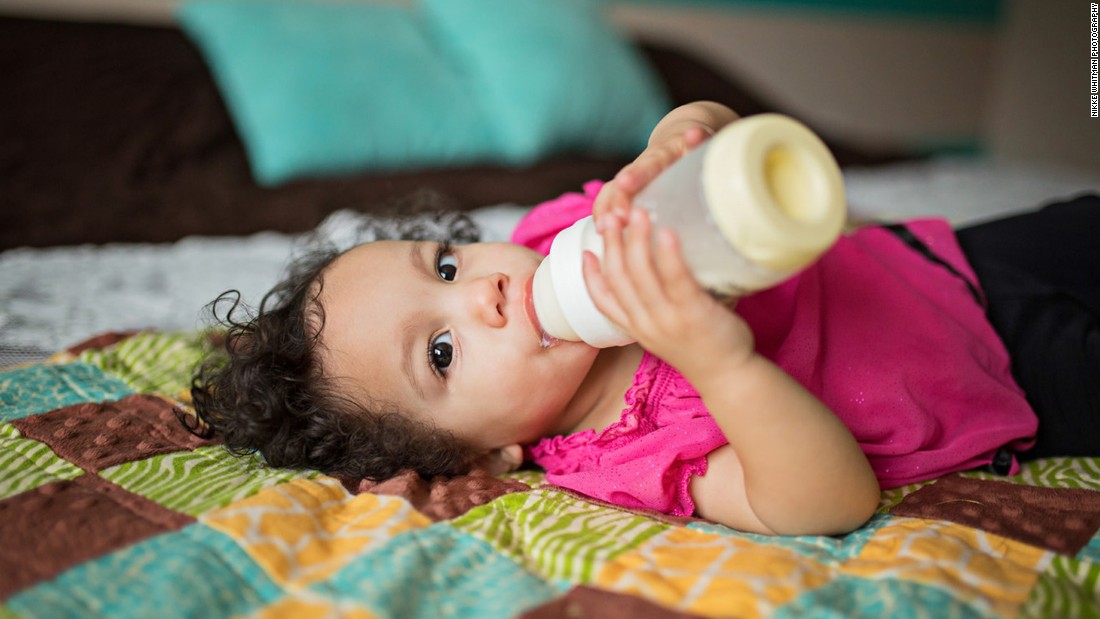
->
[[2, 159, 1097, 367]]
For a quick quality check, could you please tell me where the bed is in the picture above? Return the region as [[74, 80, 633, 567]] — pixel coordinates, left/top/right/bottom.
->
[[3, 4, 1100, 618]]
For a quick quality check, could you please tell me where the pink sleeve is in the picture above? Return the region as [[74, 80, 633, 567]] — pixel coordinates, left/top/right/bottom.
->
[[510, 180, 605, 255], [540, 423, 716, 518], [528, 354, 729, 518]]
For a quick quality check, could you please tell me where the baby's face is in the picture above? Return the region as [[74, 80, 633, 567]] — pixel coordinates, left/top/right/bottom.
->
[[316, 240, 600, 455]]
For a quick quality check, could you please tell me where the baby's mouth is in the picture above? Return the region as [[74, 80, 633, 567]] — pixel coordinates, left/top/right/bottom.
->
[[523, 274, 557, 349]]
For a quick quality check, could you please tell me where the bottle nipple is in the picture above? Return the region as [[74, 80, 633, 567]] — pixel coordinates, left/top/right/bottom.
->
[[531, 263, 573, 345], [531, 217, 632, 348]]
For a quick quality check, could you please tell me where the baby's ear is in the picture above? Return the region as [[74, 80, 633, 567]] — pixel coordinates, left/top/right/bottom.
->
[[474, 444, 524, 475]]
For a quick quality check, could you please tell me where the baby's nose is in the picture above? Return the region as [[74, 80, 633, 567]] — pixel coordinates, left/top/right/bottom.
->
[[472, 273, 507, 327]]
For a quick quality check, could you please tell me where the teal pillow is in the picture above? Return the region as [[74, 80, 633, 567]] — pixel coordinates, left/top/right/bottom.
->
[[421, 0, 671, 163], [179, 0, 670, 186], [179, 0, 495, 186]]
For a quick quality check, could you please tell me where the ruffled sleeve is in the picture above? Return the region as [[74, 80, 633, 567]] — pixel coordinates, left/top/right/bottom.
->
[[527, 353, 728, 517]]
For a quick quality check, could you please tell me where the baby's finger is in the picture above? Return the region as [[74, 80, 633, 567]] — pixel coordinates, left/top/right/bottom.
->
[[591, 180, 618, 220], [623, 128, 707, 186], [681, 125, 712, 148], [620, 147, 677, 190], [581, 250, 630, 328], [593, 181, 630, 233], [653, 226, 705, 298], [622, 208, 667, 302], [595, 214, 648, 320]]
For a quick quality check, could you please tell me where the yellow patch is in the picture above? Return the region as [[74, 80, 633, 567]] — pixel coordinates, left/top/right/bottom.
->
[[844, 517, 1050, 616], [595, 526, 831, 618], [203, 477, 431, 586], [256, 596, 378, 619]]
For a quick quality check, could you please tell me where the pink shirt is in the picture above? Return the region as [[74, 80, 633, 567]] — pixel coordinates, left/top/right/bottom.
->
[[515, 181, 1038, 517]]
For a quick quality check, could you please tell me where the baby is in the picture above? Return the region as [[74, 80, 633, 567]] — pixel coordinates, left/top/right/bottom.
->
[[192, 101, 1100, 536]]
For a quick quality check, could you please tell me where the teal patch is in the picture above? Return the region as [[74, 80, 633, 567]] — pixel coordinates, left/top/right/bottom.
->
[[0, 363, 133, 422], [777, 576, 989, 618], [687, 512, 890, 563], [1081, 533, 1100, 564], [7, 524, 282, 619], [317, 523, 557, 618]]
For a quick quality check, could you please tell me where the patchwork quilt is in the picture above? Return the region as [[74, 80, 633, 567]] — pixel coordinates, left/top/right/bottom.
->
[[2, 330, 1099, 618]]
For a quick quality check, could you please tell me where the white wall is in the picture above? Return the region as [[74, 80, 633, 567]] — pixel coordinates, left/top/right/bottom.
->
[[612, 0, 1099, 174], [986, 0, 1100, 174], [612, 5, 998, 153]]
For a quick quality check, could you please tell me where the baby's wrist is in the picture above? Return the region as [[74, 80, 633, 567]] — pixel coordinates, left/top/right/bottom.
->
[[675, 344, 758, 393]]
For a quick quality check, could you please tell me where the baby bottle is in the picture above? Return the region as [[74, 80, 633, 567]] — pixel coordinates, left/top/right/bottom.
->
[[531, 113, 847, 348]]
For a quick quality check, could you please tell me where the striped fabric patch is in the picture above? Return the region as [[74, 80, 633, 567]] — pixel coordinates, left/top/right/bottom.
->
[[77, 331, 209, 399], [99, 445, 317, 516], [986, 458, 1100, 491], [0, 422, 84, 500], [1021, 556, 1100, 619], [454, 488, 668, 582]]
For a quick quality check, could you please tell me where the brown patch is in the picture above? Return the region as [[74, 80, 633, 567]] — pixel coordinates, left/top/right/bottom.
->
[[891, 475, 1100, 555], [0, 475, 192, 599], [349, 469, 530, 522], [12, 394, 216, 473], [519, 585, 706, 619]]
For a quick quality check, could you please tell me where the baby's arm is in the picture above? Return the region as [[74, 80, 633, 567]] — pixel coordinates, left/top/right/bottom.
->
[[584, 101, 879, 535], [583, 210, 879, 536]]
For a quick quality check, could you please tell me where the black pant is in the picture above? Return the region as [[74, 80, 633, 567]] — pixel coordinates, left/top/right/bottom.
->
[[955, 193, 1100, 460]]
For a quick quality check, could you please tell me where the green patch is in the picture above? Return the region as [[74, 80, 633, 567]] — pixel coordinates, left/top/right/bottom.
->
[[0, 423, 84, 500], [78, 331, 211, 398], [454, 488, 668, 582], [965, 457, 1100, 491], [100, 445, 318, 517], [1020, 555, 1100, 619]]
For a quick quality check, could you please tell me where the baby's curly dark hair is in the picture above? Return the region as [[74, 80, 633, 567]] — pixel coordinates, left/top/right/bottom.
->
[[188, 196, 484, 480]]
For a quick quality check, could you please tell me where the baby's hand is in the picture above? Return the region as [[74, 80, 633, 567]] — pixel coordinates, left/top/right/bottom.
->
[[592, 101, 739, 231], [582, 207, 755, 381], [591, 126, 710, 229]]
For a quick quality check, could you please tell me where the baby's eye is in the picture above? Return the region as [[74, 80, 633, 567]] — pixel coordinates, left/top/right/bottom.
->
[[428, 331, 454, 376], [436, 245, 458, 282]]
